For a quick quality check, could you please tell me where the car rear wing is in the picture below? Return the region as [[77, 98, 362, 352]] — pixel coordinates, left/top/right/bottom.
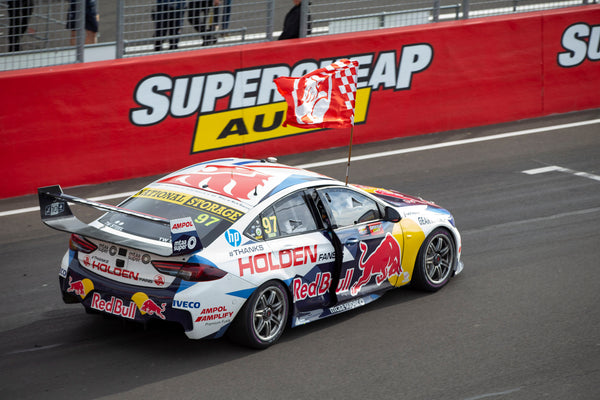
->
[[38, 185, 201, 257]]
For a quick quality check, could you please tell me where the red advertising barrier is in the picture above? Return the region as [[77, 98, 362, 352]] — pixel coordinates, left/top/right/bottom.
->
[[1, 5, 599, 199]]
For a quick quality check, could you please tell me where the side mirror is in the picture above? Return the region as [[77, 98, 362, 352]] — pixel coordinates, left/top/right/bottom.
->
[[384, 206, 401, 223]]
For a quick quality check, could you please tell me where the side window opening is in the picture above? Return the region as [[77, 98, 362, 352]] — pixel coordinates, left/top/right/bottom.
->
[[244, 192, 318, 241], [318, 188, 381, 228], [273, 192, 316, 236]]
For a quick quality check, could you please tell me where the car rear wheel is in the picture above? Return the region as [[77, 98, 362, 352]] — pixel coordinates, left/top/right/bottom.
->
[[227, 280, 289, 349], [412, 228, 455, 292]]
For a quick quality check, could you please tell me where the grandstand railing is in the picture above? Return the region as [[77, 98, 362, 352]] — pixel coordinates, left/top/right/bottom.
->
[[0, 0, 596, 71]]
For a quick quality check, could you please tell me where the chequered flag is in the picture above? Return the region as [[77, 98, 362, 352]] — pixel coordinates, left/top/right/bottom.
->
[[274, 59, 359, 129]]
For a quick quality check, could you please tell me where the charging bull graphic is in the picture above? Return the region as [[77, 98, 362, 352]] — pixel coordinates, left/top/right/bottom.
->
[[159, 165, 271, 201], [67, 277, 94, 299], [350, 233, 402, 296], [131, 292, 167, 320]]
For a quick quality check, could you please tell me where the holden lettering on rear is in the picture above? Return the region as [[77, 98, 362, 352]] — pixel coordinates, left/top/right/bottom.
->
[[238, 245, 318, 276], [90, 260, 139, 281]]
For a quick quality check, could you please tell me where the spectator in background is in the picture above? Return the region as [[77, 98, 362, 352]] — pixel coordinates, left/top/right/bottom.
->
[[153, 0, 185, 51], [279, 0, 310, 40], [7, 0, 34, 52], [220, 0, 231, 32], [7, 0, 33, 51], [188, 0, 220, 46], [66, 0, 99, 45]]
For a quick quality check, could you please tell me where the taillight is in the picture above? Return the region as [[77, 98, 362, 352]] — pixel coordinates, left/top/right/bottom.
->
[[151, 260, 227, 282], [69, 234, 97, 253]]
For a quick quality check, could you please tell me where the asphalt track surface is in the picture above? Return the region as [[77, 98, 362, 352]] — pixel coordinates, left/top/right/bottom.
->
[[1, 109, 599, 400]]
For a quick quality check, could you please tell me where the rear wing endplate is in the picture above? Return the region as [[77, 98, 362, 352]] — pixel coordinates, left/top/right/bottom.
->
[[38, 185, 202, 257]]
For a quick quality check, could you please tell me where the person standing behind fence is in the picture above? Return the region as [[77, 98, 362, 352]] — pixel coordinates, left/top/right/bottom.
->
[[187, 0, 220, 46], [66, 0, 99, 45], [279, 0, 310, 40], [7, 0, 34, 52], [220, 0, 231, 32], [153, 0, 185, 51]]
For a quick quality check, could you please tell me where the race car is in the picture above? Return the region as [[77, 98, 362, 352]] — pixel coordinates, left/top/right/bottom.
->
[[38, 157, 463, 348]]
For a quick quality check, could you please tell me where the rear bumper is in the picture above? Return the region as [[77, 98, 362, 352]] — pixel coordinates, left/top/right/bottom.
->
[[60, 252, 194, 331]]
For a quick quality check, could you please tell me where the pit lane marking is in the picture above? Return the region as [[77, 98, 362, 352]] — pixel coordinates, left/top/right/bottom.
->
[[2, 118, 599, 217], [522, 165, 600, 182]]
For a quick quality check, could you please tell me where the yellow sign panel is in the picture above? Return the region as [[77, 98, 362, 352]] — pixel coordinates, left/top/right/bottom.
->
[[134, 188, 243, 222], [191, 87, 371, 153]]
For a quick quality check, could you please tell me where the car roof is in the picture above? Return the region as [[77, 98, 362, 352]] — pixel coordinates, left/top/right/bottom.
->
[[150, 158, 336, 208]]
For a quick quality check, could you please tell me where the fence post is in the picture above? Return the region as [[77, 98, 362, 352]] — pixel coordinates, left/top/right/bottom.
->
[[116, 0, 124, 58], [266, 0, 274, 41], [75, 0, 85, 62], [433, 0, 440, 22], [462, 0, 470, 19], [299, 0, 308, 38]]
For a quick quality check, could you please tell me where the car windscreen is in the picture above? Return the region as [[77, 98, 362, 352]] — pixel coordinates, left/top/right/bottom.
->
[[98, 189, 244, 247]]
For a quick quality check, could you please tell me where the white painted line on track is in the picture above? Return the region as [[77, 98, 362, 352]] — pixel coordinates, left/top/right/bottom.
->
[[6, 343, 63, 355], [2, 118, 599, 218], [297, 118, 600, 169], [522, 165, 600, 182], [462, 207, 600, 236], [462, 387, 521, 400]]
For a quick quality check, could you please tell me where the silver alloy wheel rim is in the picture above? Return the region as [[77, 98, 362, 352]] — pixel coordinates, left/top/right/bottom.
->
[[252, 286, 286, 342], [424, 233, 454, 285]]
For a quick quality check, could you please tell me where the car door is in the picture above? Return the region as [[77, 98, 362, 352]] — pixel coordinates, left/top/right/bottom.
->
[[244, 190, 338, 315], [314, 187, 404, 302]]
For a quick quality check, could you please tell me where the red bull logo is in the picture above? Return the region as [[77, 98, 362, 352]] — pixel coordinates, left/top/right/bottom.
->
[[67, 277, 94, 299], [159, 165, 271, 201], [90, 293, 137, 319], [131, 292, 167, 320], [350, 233, 402, 296]]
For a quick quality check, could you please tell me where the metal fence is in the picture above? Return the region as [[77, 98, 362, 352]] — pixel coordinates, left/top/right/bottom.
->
[[0, 0, 596, 71]]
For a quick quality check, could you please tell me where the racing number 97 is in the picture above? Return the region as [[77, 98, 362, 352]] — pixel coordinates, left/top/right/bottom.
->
[[195, 213, 220, 226], [262, 216, 277, 238]]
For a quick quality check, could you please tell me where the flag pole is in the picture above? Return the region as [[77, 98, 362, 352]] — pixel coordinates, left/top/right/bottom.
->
[[345, 125, 354, 186]]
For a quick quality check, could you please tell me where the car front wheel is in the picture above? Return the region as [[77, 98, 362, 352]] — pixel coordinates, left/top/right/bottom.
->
[[228, 280, 289, 349], [412, 228, 455, 292]]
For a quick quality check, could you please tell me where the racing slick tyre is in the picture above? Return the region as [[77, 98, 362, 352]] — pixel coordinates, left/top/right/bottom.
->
[[227, 280, 289, 349], [412, 228, 455, 292]]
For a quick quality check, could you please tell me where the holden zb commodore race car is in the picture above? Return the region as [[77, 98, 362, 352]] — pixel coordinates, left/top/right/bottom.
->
[[38, 158, 463, 348]]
